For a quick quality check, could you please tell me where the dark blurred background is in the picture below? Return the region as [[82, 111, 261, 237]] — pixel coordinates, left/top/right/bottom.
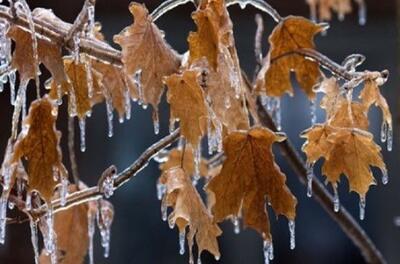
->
[[0, 0, 399, 263]]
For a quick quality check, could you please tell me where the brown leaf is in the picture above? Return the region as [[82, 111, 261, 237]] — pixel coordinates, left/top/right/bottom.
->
[[39, 185, 89, 264], [160, 167, 221, 261], [49, 56, 103, 119], [114, 2, 180, 112], [302, 125, 386, 197], [306, 0, 353, 21], [206, 127, 297, 240], [159, 146, 208, 177], [256, 16, 323, 99], [11, 97, 67, 202], [360, 79, 392, 127], [187, 0, 249, 132], [8, 25, 66, 84], [165, 69, 208, 147]]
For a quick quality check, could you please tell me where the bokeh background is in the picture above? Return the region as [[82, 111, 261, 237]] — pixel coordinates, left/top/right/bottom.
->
[[0, 0, 398, 263]]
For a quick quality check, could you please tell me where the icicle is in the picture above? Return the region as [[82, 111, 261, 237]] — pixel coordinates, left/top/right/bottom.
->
[[153, 111, 160, 135], [88, 212, 96, 264], [169, 118, 176, 134], [179, 230, 185, 255], [274, 98, 281, 131], [333, 187, 340, 213], [306, 163, 314, 198], [380, 122, 387, 143], [387, 124, 393, 152], [103, 88, 114, 138], [97, 201, 114, 258], [72, 35, 80, 64], [288, 220, 295, 250], [59, 177, 68, 207], [30, 219, 39, 264], [232, 216, 240, 234], [359, 197, 366, 220], [197, 255, 202, 264], [161, 199, 168, 221], [357, 0, 367, 25], [84, 58, 94, 98], [87, 4, 95, 34], [192, 146, 201, 185], [0, 193, 8, 244], [310, 99, 317, 125], [263, 240, 274, 264], [25, 192, 32, 210], [79, 118, 86, 152], [9, 70, 16, 105], [157, 182, 166, 201], [11, 80, 28, 139], [42, 207, 57, 260], [381, 169, 389, 185], [133, 70, 143, 105], [124, 86, 131, 120]]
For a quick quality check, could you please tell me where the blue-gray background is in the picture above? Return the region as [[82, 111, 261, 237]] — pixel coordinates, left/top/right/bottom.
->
[[0, 0, 398, 263]]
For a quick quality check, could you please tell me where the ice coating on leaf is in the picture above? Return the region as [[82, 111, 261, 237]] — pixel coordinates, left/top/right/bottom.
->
[[232, 216, 240, 234], [114, 2, 180, 115], [30, 219, 39, 264], [160, 167, 221, 262], [263, 240, 274, 264], [206, 127, 296, 241]]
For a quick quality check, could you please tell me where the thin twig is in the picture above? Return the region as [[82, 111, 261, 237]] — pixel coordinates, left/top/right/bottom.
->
[[65, 0, 95, 43]]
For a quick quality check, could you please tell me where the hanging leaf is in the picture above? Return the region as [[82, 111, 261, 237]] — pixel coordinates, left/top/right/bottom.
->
[[206, 127, 297, 240], [188, 0, 249, 131], [159, 146, 208, 178], [306, 0, 353, 21], [302, 125, 386, 197], [114, 2, 180, 113], [11, 97, 67, 202], [160, 167, 221, 261], [39, 185, 89, 264], [7, 25, 67, 84], [165, 69, 208, 147], [256, 16, 324, 99], [49, 56, 103, 119]]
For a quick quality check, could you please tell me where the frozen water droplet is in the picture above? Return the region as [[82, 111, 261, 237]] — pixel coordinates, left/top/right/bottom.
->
[[59, 177, 68, 206], [288, 220, 295, 250], [79, 118, 86, 152], [197, 254, 202, 264], [358, 0, 367, 25], [263, 240, 274, 264], [179, 230, 185, 255], [232, 216, 240, 234], [157, 182, 166, 201], [381, 169, 389, 185], [30, 219, 39, 264], [7, 201, 14, 210], [333, 187, 340, 212], [224, 97, 231, 109], [310, 99, 317, 125], [133, 70, 144, 104], [359, 197, 366, 220], [306, 163, 314, 198], [0, 193, 8, 244], [161, 200, 168, 222]]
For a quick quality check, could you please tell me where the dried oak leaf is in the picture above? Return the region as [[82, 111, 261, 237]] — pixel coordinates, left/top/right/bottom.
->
[[188, 0, 250, 131], [160, 167, 221, 260], [302, 125, 386, 197], [256, 16, 324, 99], [114, 2, 180, 113], [360, 79, 392, 127], [7, 24, 66, 84], [206, 127, 297, 240], [159, 146, 208, 177], [40, 185, 89, 264], [165, 70, 208, 147], [11, 97, 67, 202], [49, 56, 103, 119]]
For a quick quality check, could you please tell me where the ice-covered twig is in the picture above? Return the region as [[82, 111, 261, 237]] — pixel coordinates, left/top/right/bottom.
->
[[226, 0, 282, 22], [151, 0, 196, 22]]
